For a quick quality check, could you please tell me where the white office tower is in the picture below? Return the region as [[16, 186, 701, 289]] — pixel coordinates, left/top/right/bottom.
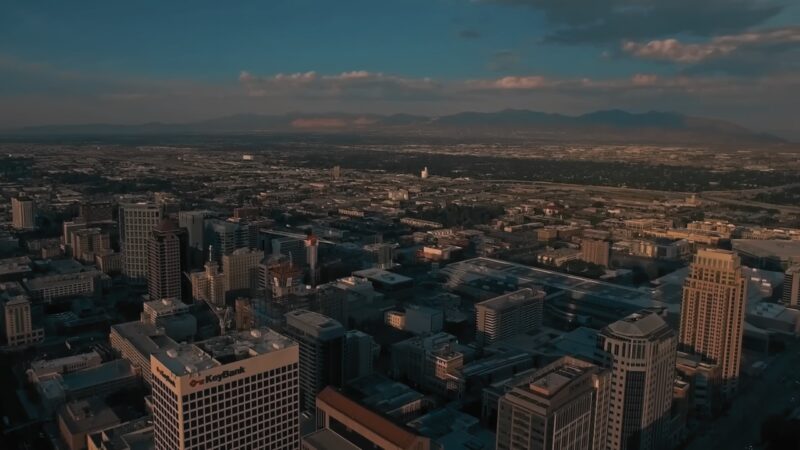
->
[[600, 310, 677, 450], [11, 197, 35, 230], [496, 356, 610, 450], [120, 203, 162, 283], [150, 328, 299, 450], [475, 288, 545, 346], [679, 249, 747, 398]]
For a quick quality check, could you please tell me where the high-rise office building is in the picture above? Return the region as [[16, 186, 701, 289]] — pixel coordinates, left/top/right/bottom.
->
[[147, 220, 188, 301], [190, 258, 225, 307], [496, 356, 610, 450], [11, 197, 35, 230], [581, 239, 611, 267], [259, 255, 304, 301], [679, 249, 747, 398], [783, 265, 800, 309], [150, 328, 299, 450], [3, 295, 44, 346], [120, 203, 162, 283], [178, 211, 209, 269], [284, 310, 344, 412], [343, 330, 375, 382], [222, 248, 263, 299], [599, 310, 677, 450], [205, 219, 247, 263], [305, 234, 319, 287], [475, 288, 545, 346]]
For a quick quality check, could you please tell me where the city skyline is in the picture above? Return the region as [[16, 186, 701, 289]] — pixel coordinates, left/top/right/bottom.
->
[[1, 1, 799, 131]]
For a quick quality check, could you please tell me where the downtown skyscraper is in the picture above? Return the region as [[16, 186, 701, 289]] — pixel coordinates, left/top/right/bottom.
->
[[679, 249, 747, 398], [147, 219, 188, 301]]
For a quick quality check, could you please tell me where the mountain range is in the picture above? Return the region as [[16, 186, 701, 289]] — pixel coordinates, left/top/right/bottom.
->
[[3, 109, 788, 145]]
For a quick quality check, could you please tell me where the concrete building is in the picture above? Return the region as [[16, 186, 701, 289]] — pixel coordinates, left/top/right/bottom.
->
[[313, 387, 431, 450], [581, 239, 611, 267], [4, 295, 44, 346], [147, 220, 188, 301], [58, 397, 120, 450], [391, 332, 465, 399], [679, 249, 747, 398], [599, 311, 677, 450], [305, 234, 320, 287], [204, 219, 247, 263], [475, 288, 545, 346], [284, 310, 345, 412], [23, 270, 105, 301], [72, 228, 111, 263], [150, 328, 299, 450], [87, 416, 154, 450], [404, 305, 444, 335], [120, 203, 162, 283], [189, 259, 225, 307], [675, 352, 722, 418], [783, 265, 800, 309], [178, 210, 209, 269], [343, 330, 376, 383], [11, 196, 35, 230], [496, 357, 610, 450], [222, 248, 263, 298]]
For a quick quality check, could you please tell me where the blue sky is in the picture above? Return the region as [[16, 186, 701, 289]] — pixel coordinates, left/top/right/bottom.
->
[[0, 0, 798, 130]]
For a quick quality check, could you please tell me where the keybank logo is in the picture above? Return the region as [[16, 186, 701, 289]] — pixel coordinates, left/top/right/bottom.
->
[[189, 367, 245, 388], [157, 368, 176, 387]]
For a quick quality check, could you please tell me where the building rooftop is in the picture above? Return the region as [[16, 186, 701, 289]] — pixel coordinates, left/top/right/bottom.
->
[[604, 310, 669, 338], [352, 268, 413, 286], [302, 429, 360, 450], [317, 387, 422, 449], [87, 416, 154, 450], [154, 328, 296, 377], [59, 397, 119, 435], [733, 239, 800, 260], [476, 288, 543, 312]]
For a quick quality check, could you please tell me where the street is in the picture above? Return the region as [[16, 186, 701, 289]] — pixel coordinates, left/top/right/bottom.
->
[[686, 340, 800, 450]]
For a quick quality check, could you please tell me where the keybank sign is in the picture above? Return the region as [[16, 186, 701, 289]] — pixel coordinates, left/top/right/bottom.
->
[[189, 366, 246, 387]]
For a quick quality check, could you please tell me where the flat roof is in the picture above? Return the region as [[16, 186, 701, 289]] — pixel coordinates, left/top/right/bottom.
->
[[476, 288, 542, 312], [733, 239, 800, 260], [302, 429, 360, 450], [352, 268, 413, 285], [154, 328, 296, 377], [443, 257, 661, 308]]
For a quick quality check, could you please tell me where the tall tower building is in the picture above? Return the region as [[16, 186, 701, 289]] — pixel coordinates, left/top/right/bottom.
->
[[284, 310, 345, 412], [11, 197, 35, 230], [600, 310, 677, 450], [150, 328, 299, 450], [304, 233, 319, 287], [475, 288, 545, 346], [178, 211, 209, 269], [783, 265, 800, 309], [205, 219, 247, 263], [147, 220, 188, 301], [222, 248, 264, 298], [679, 249, 747, 398], [120, 203, 162, 283], [496, 356, 610, 450]]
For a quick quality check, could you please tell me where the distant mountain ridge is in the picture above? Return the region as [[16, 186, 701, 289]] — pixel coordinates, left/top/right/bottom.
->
[[4, 109, 787, 144]]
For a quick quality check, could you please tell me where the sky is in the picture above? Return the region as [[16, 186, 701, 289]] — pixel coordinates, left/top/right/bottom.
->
[[0, 0, 798, 131]]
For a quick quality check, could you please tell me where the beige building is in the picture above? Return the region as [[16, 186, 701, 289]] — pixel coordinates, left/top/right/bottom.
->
[[4, 295, 44, 347], [150, 328, 299, 450], [679, 249, 747, 398], [222, 248, 263, 297], [496, 356, 610, 450], [783, 265, 800, 309], [190, 260, 225, 307], [11, 196, 35, 230], [600, 310, 677, 450], [581, 238, 611, 267], [475, 288, 545, 346]]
